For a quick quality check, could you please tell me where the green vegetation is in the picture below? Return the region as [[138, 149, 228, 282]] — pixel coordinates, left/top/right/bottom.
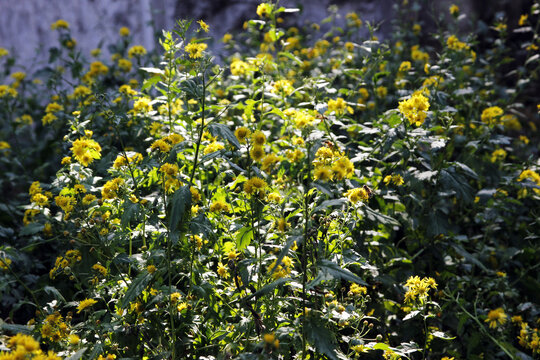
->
[[1, 2, 539, 359]]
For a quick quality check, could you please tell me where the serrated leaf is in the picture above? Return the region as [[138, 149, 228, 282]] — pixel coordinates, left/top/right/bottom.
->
[[363, 206, 400, 226], [305, 316, 338, 360], [169, 186, 192, 232], [122, 272, 153, 308], [247, 278, 289, 300], [317, 259, 367, 285], [313, 199, 347, 213], [235, 227, 253, 250]]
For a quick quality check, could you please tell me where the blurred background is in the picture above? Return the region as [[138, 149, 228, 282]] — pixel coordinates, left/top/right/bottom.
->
[[0, 0, 532, 69]]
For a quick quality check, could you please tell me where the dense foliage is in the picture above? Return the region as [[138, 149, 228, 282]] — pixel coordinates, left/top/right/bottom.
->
[[1, 1, 539, 359]]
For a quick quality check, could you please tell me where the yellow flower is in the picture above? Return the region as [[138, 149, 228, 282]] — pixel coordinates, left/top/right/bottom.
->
[[147, 265, 157, 273], [222, 33, 233, 43], [185, 42, 208, 59], [209, 200, 231, 213], [519, 14, 528, 27], [344, 187, 369, 203], [51, 19, 69, 30], [119, 26, 130, 37], [327, 97, 353, 115], [0, 48, 9, 57], [398, 92, 430, 126], [235, 127, 251, 143], [118, 58, 132, 72], [257, 3, 273, 18], [449, 4, 459, 16], [244, 177, 267, 198], [481, 106, 504, 125], [217, 262, 229, 278], [314, 166, 333, 181], [250, 145, 265, 161], [133, 97, 153, 113], [77, 298, 97, 313], [398, 61, 411, 72], [231, 59, 250, 76], [128, 45, 147, 58], [70, 138, 102, 167], [490, 149, 507, 163], [485, 308, 507, 329], [0, 257, 11, 271], [447, 35, 469, 51], [92, 263, 108, 276], [272, 79, 294, 96], [68, 334, 80, 345], [204, 141, 225, 154], [198, 20, 210, 32], [376, 86, 388, 98]]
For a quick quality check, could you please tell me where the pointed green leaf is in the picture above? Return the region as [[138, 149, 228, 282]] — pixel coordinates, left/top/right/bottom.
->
[[169, 186, 192, 232], [122, 272, 153, 308]]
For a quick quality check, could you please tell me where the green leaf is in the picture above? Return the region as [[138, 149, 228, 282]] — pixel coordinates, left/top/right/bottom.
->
[[277, 51, 303, 65], [19, 223, 44, 236], [373, 343, 391, 351], [313, 199, 347, 213], [403, 310, 421, 321], [141, 75, 162, 91], [363, 206, 400, 226], [43, 286, 66, 302], [122, 272, 153, 308], [431, 330, 456, 340], [209, 123, 241, 149], [247, 278, 289, 300], [305, 316, 338, 360], [269, 235, 303, 277], [235, 227, 253, 251], [317, 260, 367, 285], [449, 243, 488, 272], [140, 67, 165, 75], [0, 322, 32, 334], [427, 211, 450, 237], [121, 202, 140, 228], [65, 348, 87, 360], [169, 186, 192, 232]]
